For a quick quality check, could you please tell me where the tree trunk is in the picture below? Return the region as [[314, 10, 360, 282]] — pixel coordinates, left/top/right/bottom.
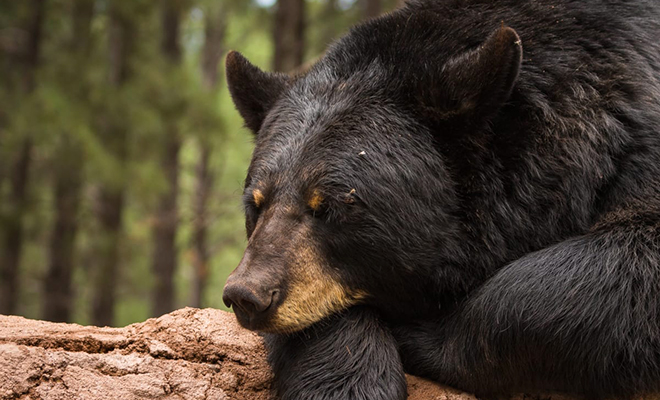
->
[[189, 6, 226, 309], [1, 140, 32, 316], [200, 6, 225, 90], [151, 136, 181, 317], [320, 0, 340, 47], [362, 0, 382, 19], [43, 150, 84, 322], [151, 0, 183, 317], [91, 1, 133, 327], [42, 0, 93, 323], [191, 146, 211, 308], [92, 190, 123, 327], [0, 0, 45, 316], [273, 0, 305, 72]]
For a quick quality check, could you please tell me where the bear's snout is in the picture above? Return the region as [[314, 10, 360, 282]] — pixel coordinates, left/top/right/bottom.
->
[[223, 278, 281, 330]]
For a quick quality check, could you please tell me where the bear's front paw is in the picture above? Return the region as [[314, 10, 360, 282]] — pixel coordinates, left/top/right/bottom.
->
[[265, 307, 407, 400]]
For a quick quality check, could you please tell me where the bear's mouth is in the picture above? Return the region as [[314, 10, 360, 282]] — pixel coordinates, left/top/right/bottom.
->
[[232, 305, 274, 331]]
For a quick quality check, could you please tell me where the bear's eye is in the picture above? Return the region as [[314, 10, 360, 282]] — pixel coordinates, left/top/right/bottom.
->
[[306, 188, 361, 223], [243, 189, 265, 237], [243, 189, 265, 211], [252, 189, 265, 208]]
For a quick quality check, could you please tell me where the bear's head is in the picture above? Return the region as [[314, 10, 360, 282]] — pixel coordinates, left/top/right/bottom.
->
[[223, 18, 522, 333]]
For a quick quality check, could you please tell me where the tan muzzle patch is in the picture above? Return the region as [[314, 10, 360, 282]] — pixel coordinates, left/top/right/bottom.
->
[[267, 242, 365, 333]]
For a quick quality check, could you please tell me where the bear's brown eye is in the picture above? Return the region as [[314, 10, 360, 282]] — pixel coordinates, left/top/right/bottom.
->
[[243, 189, 264, 236]]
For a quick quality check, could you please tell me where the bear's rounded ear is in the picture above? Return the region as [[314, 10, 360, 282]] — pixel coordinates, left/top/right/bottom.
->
[[423, 26, 522, 125], [226, 51, 290, 134]]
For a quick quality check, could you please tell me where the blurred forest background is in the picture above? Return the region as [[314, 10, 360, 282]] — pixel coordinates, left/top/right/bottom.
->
[[0, 0, 404, 327]]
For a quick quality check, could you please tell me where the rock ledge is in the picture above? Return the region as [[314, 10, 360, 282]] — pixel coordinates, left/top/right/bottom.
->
[[0, 307, 534, 400]]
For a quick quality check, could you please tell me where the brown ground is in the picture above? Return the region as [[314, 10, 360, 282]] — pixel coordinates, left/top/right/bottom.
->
[[0, 307, 569, 400]]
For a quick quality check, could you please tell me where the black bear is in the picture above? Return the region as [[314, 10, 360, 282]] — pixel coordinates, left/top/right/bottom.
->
[[223, 0, 660, 399]]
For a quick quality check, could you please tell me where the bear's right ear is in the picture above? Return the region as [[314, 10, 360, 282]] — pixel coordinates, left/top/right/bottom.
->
[[420, 26, 522, 128], [226, 51, 289, 133]]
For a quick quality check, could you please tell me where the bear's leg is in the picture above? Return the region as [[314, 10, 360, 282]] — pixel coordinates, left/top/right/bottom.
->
[[395, 208, 660, 399], [265, 306, 407, 400]]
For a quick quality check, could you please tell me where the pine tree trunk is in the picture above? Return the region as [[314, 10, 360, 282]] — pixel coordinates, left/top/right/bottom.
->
[[1, 140, 32, 315], [191, 146, 211, 308], [91, 1, 133, 327], [151, 0, 183, 317], [189, 6, 225, 309], [200, 6, 225, 90], [43, 151, 83, 322], [151, 136, 180, 317], [362, 0, 382, 19], [0, 0, 45, 316], [92, 191, 123, 326], [42, 0, 93, 323], [320, 0, 340, 47], [273, 0, 305, 72]]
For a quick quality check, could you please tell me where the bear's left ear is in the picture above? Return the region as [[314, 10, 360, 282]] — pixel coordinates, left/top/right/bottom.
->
[[226, 51, 290, 134], [423, 26, 522, 125]]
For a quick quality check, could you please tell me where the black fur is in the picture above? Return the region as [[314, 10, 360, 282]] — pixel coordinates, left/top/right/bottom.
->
[[225, 0, 660, 398], [226, 51, 290, 133], [265, 307, 407, 400]]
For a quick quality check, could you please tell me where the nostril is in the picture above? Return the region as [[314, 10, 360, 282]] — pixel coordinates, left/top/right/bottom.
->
[[270, 289, 280, 305], [223, 285, 245, 312], [222, 293, 234, 309], [223, 284, 276, 316]]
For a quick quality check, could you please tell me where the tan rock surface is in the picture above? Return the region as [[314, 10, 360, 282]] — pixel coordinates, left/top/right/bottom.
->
[[0, 307, 547, 400], [0, 308, 270, 400]]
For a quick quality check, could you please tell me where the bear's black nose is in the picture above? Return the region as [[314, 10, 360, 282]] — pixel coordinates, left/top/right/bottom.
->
[[223, 283, 279, 324]]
